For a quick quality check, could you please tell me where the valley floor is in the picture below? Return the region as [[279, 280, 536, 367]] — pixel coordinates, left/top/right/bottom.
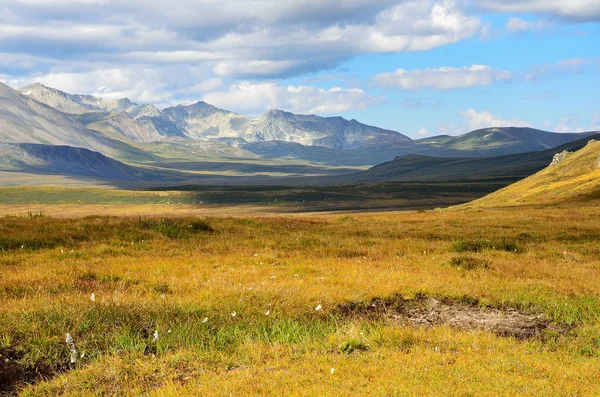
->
[[1, 204, 600, 396]]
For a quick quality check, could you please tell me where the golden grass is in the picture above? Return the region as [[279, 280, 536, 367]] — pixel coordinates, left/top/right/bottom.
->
[[467, 140, 600, 207], [1, 205, 600, 395]]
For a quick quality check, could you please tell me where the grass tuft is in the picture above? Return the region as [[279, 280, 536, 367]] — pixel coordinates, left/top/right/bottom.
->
[[339, 339, 369, 354], [450, 255, 490, 270]]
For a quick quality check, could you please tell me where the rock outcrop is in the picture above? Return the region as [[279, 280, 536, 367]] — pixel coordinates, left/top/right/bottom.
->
[[549, 150, 570, 166]]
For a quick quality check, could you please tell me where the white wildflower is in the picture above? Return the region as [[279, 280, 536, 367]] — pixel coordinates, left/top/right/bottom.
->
[[231, 311, 237, 317], [161, 294, 166, 300], [315, 304, 322, 311], [90, 293, 95, 302], [265, 310, 270, 316], [65, 333, 78, 364], [330, 368, 335, 375], [153, 331, 159, 341], [202, 317, 209, 323]]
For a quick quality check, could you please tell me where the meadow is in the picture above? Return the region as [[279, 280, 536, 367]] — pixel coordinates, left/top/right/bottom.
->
[[1, 204, 600, 396]]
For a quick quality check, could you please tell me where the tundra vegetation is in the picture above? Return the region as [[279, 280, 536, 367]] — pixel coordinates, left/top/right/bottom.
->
[[1, 203, 600, 396]]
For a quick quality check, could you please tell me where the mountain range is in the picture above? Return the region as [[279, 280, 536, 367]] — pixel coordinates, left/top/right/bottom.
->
[[1, 81, 598, 184]]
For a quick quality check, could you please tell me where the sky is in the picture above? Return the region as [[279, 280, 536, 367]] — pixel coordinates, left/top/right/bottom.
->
[[0, 0, 599, 138]]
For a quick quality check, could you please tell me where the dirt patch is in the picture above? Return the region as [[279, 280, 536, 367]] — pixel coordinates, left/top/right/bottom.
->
[[339, 295, 557, 339], [0, 348, 66, 396]]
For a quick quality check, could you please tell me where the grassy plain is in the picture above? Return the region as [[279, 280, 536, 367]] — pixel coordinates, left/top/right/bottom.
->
[[1, 203, 600, 396], [0, 179, 509, 215]]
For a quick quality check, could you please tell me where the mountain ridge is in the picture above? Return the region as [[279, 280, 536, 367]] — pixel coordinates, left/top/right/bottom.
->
[[2, 81, 598, 171]]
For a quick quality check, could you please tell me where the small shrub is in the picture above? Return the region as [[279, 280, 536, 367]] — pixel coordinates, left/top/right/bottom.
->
[[450, 255, 490, 270], [453, 238, 524, 253], [494, 238, 525, 253], [339, 339, 369, 354], [453, 238, 490, 253]]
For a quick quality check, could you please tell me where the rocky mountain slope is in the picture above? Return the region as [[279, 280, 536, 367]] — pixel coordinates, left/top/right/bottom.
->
[[240, 110, 409, 150], [87, 112, 184, 143], [162, 101, 250, 139], [0, 82, 113, 153], [20, 83, 186, 141], [3, 81, 599, 178], [17, 84, 412, 150], [19, 83, 137, 114]]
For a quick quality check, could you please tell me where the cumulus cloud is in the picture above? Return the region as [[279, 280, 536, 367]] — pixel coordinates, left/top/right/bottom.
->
[[15, 66, 222, 106], [476, 1, 600, 21], [373, 65, 512, 90], [202, 82, 382, 115], [0, 0, 483, 80], [460, 109, 531, 130]]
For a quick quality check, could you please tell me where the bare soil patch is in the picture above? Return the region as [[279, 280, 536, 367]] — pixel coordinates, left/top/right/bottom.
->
[[0, 348, 66, 396], [339, 295, 556, 339]]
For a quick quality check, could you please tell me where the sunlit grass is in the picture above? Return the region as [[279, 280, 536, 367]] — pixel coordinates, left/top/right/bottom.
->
[[1, 205, 600, 395]]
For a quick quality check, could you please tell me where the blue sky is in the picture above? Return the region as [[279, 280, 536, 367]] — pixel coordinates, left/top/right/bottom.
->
[[1, 0, 599, 138]]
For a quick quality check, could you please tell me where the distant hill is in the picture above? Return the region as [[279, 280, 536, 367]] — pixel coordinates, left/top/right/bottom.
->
[[463, 138, 600, 207], [0, 143, 144, 180], [333, 134, 600, 183], [417, 127, 593, 153], [244, 128, 598, 166]]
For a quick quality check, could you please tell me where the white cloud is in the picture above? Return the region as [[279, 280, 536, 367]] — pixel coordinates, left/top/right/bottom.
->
[[505, 17, 550, 32], [15, 66, 221, 106], [554, 114, 587, 133], [416, 128, 429, 136], [554, 112, 600, 132], [202, 82, 381, 115], [212, 60, 303, 78], [525, 58, 593, 80], [373, 65, 511, 90], [476, 1, 600, 21], [0, 0, 483, 79], [183, 79, 224, 94], [460, 109, 531, 130]]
